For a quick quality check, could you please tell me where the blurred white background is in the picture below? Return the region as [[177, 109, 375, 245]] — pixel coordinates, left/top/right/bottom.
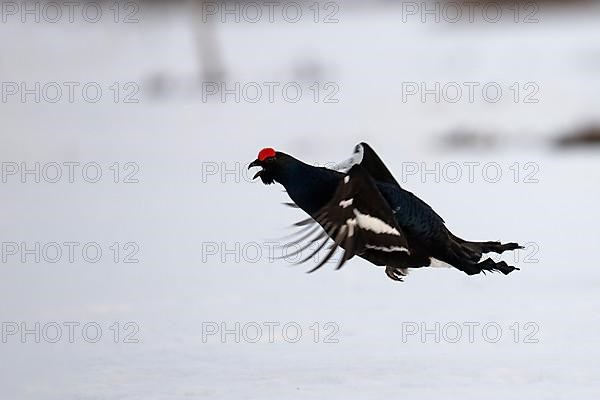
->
[[1, 1, 599, 398]]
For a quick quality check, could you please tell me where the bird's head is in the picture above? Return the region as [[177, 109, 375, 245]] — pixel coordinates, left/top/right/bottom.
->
[[248, 147, 290, 185]]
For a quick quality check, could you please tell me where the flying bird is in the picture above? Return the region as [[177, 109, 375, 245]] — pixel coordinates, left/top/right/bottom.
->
[[248, 144, 522, 281]]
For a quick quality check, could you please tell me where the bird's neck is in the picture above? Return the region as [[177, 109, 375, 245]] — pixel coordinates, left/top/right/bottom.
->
[[276, 162, 343, 216]]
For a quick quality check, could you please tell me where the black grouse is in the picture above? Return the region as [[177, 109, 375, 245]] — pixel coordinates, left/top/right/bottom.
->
[[248, 144, 522, 281]]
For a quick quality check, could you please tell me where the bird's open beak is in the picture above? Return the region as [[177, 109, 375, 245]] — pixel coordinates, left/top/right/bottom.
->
[[248, 159, 262, 180]]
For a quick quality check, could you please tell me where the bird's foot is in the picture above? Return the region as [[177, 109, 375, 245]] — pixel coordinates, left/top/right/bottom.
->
[[385, 266, 408, 282]]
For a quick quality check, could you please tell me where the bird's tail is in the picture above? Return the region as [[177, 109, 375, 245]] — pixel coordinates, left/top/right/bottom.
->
[[451, 233, 522, 257], [447, 235, 523, 275]]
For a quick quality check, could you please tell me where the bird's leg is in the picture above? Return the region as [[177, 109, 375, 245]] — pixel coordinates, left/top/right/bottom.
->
[[385, 266, 407, 282]]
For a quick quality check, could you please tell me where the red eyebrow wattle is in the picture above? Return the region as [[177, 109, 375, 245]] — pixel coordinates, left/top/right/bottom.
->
[[258, 148, 276, 161]]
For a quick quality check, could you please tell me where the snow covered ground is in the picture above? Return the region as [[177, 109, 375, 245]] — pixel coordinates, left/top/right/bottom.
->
[[1, 1, 600, 398]]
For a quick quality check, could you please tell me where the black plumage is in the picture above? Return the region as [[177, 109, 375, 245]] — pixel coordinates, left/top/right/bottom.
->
[[248, 144, 522, 281]]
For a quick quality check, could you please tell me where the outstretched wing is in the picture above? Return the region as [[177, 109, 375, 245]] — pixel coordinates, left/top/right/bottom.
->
[[334, 142, 400, 187], [335, 142, 446, 227], [288, 164, 410, 273]]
